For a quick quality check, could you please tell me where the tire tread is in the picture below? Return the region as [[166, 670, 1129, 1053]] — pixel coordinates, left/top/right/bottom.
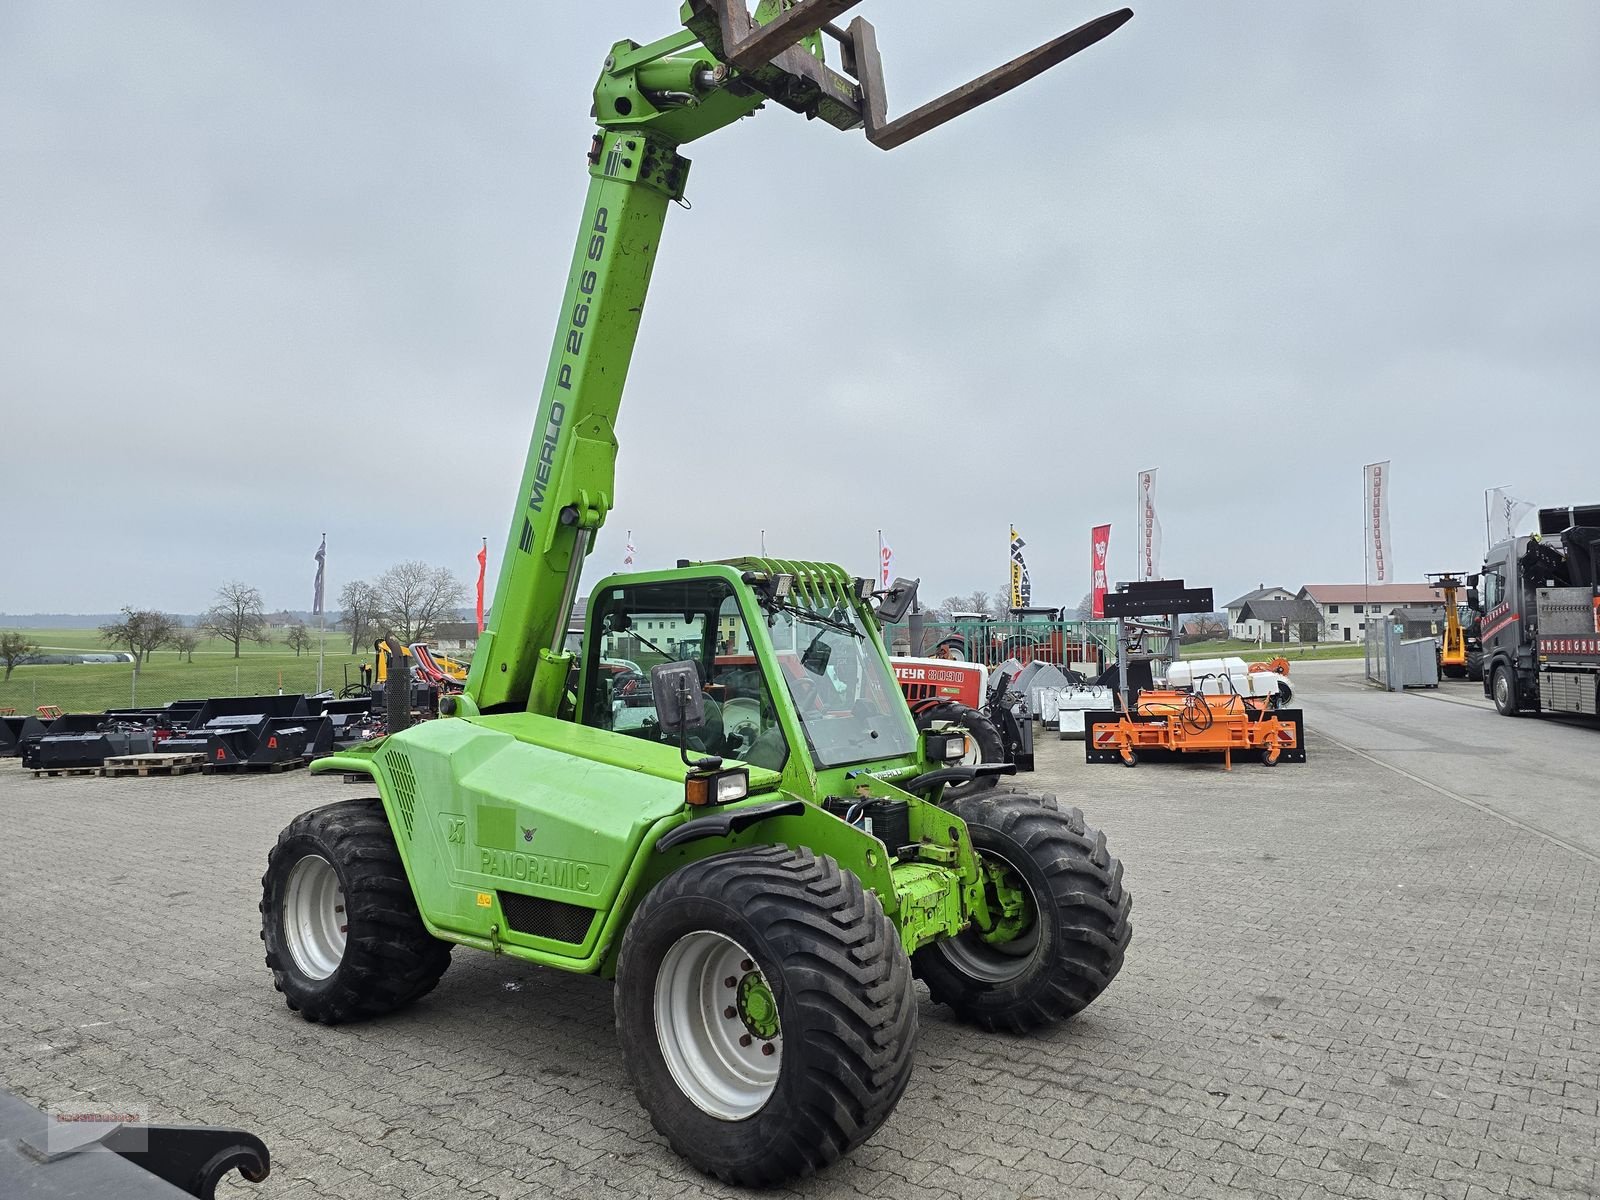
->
[[260, 798, 450, 1024]]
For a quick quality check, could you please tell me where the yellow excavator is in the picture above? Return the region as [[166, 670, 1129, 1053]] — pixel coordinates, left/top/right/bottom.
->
[[1427, 572, 1482, 680]]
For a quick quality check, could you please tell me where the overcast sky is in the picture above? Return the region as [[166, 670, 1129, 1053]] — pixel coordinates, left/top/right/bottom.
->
[[3, 2, 1597, 616]]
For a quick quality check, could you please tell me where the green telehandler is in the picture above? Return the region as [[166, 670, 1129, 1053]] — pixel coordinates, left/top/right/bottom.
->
[[260, 1, 1135, 1184]]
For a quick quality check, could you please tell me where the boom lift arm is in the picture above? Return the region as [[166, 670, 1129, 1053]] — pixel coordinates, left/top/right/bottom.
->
[[464, 1, 1132, 716]]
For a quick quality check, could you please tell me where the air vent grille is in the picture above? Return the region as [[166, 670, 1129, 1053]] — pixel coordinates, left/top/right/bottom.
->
[[498, 893, 595, 944], [385, 750, 418, 840]]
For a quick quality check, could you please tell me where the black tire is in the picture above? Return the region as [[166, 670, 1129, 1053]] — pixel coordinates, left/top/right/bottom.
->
[[912, 792, 1132, 1033], [615, 846, 915, 1186], [260, 798, 451, 1024], [914, 701, 1005, 798], [1491, 664, 1522, 717], [1122, 750, 1138, 767], [1466, 651, 1484, 683]]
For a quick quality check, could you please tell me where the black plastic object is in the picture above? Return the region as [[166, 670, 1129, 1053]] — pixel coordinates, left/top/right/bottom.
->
[[899, 763, 1016, 797], [0, 1086, 269, 1199], [24, 730, 154, 769], [103, 1124, 270, 1199], [1563, 527, 1600, 590], [653, 799, 806, 852], [821, 795, 915, 849], [1101, 581, 1215, 618], [164, 716, 332, 767], [0, 715, 46, 757]]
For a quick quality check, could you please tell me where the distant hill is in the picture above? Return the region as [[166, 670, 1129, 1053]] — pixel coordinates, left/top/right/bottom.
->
[[0, 614, 132, 629], [1, 608, 474, 629]]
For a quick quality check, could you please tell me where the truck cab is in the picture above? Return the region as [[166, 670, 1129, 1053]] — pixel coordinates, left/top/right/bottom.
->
[[1475, 505, 1600, 716]]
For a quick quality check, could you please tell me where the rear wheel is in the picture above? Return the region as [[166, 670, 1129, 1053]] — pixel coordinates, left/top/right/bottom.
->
[[914, 701, 1005, 798], [913, 792, 1132, 1033], [260, 798, 450, 1023], [1492, 664, 1522, 717], [616, 846, 916, 1185]]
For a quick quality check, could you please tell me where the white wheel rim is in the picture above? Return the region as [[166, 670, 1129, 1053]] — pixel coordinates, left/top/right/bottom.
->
[[283, 854, 347, 980], [654, 931, 781, 1120]]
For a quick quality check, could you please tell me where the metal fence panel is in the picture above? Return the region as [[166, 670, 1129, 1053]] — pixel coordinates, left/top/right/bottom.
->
[[886, 617, 1117, 669]]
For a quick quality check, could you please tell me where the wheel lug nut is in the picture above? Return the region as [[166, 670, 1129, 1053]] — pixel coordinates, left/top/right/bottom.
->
[[740, 959, 754, 971], [739, 1034, 752, 1046], [724, 976, 737, 988], [761, 1043, 775, 1056], [724, 1006, 737, 1019]]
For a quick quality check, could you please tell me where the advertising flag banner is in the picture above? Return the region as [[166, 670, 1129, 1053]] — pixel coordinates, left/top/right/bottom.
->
[[623, 531, 636, 569], [1091, 524, 1111, 618], [878, 532, 894, 590], [476, 539, 488, 633], [313, 535, 326, 615], [1489, 488, 1535, 545], [1365, 461, 1392, 584], [1009, 526, 1032, 609], [1137, 470, 1161, 582]]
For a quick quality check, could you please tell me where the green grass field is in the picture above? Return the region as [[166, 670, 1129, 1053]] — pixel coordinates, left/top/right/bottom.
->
[[0, 628, 376, 715], [1179, 638, 1366, 662]]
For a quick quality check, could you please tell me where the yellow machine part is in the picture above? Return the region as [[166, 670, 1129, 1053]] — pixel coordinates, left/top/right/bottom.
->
[[372, 642, 470, 685]]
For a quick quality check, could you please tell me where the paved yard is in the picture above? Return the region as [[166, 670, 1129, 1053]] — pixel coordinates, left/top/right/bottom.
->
[[2, 664, 1597, 1199]]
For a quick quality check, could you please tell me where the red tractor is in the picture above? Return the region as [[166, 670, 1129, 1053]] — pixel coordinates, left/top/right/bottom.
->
[[890, 637, 1031, 791]]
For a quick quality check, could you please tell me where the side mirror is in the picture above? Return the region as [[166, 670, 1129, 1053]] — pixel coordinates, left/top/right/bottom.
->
[[1466, 588, 1480, 611], [874, 576, 920, 624], [649, 661, 706, 732]]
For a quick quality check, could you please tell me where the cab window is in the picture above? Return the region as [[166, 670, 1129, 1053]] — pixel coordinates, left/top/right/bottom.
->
[[580, 578, 789, 772], [1480, 570, 1503, 611]]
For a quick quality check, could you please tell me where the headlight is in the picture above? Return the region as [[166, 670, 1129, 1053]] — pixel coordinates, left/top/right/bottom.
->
[[923, 732, 967, 762], [685, 767, 751, 807]]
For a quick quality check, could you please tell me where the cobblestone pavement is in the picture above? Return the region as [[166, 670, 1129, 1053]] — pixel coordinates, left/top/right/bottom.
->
[[2, 675, 1597, 1199]]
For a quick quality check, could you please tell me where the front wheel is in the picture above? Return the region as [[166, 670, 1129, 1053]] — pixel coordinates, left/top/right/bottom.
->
[[260, 798, 451, 1023], [1492, 664, 1522, 717], [913, 792, 1132, 1033], [615, 846, 916, 1186]]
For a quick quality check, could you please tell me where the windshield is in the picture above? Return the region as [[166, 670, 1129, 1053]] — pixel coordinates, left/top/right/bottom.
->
[[767, 598, 917, 768]]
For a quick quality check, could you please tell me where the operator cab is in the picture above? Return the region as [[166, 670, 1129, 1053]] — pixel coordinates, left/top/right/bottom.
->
[[580, 575, 791, 771], [576, 567, 919, 775]]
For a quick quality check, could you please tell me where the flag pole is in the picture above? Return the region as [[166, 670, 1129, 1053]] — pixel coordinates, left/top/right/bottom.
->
[[317, 531, 326, 694]]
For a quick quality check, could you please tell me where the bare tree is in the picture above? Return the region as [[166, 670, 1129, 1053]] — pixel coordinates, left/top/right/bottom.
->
[[374, 562, 468, 643], [338, 579, 382, 654], [170, 628, 199, 662], [284, 621, 313, 656], [0, 631, 37, 682], [942, 590, 998, 617], [200, 581, 268, 659], [99, 608, 175, 677], [1073, 591, 1095, 620]]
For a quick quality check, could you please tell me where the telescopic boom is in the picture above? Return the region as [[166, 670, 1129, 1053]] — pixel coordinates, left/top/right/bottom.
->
[[464, 2, 1132, 716]]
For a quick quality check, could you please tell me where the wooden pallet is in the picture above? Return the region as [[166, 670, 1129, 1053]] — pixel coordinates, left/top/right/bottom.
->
[[202, 757, 307, 775], [102, 752, 205, 778], [32, 766, 101, 778]]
